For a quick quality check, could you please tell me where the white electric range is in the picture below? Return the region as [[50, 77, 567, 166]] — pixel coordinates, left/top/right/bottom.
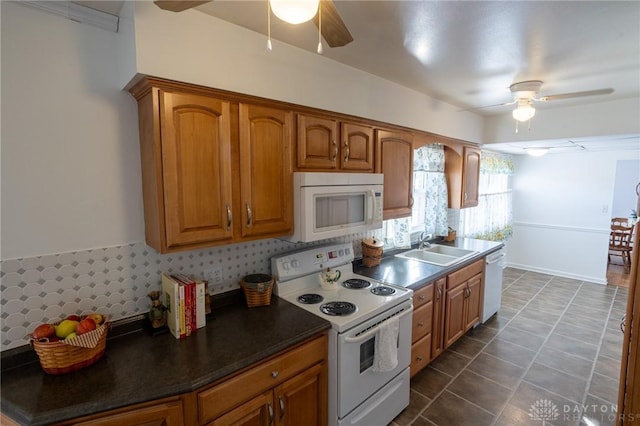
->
[[271, 242, 413, 426]]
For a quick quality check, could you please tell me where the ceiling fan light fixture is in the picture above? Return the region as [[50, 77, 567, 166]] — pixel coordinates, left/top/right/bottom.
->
[[269, 0, 319, 24], [512, 103, 536, 122], [525, 148, 549, 157]]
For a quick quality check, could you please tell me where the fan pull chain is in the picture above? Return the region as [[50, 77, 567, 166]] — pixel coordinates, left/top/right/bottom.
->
[[317, 2, 323, 54], [267, 1, 273, 51]]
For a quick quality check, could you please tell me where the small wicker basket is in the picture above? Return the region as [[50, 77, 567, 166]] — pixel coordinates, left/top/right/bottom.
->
[[30, 320, 109, 375], [362, 238, 384, 267], [240, 274, 274, 308]]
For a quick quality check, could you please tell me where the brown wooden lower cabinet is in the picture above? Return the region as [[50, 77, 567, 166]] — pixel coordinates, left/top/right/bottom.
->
[[56, 399, 185, 426], [411, 259, 485, 376]]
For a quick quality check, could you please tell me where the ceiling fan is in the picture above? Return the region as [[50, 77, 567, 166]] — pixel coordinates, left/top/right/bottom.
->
[[153, 0, 354, 48]]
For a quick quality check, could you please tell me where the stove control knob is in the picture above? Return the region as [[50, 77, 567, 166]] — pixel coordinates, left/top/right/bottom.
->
[[291, 259, 300, 269]]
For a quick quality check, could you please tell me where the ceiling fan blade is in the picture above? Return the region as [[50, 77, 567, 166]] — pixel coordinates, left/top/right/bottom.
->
[[538, 88, 614, 102], [154, 0, 211, 12], [313, 0, 354, 48], [458, 99, 517, 112]]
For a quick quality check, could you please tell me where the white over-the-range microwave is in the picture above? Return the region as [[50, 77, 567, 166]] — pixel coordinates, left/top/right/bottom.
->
[[282, 172, 384, 243]]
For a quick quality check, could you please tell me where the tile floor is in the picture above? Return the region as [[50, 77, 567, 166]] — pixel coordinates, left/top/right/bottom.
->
[[391, 267, 628, 426]]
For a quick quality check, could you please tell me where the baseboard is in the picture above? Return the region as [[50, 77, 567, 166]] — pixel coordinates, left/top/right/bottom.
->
[[506, 262, 607, 285]]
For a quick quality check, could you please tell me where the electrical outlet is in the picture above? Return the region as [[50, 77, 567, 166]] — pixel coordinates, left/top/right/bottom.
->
[[205, 266, 224, 284]]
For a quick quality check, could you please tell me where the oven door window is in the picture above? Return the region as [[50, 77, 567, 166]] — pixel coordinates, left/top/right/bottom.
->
[[315, 193, 366, 230], [359, 336, 375, 373]]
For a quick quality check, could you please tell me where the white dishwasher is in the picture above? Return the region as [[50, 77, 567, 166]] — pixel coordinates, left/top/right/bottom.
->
[[483, 248, 506, 323]]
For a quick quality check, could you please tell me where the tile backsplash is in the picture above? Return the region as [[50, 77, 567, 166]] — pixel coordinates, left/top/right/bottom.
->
[[0, 232, 378, 350]]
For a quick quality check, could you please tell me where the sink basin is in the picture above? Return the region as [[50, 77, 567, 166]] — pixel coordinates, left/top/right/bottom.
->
[[395, 245, 478, 267]]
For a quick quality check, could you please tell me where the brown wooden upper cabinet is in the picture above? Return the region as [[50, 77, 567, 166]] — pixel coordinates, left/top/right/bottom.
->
[[445, 145, 481, 209], [128, 77, 293, 253], [239, 104, 294, 239], [296, 113, 374, 172], [375, 129, 414, 220]]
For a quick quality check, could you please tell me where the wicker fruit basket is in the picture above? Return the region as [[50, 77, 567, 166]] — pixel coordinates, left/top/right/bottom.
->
[[30, 318, 109, 375], [240, 274, 274, 308], [362, 238, 384, 267]]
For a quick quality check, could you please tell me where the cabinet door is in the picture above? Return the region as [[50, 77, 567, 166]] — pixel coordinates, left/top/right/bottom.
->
[[464, 274, 483, 331], [431, 278, 446, 361], [461, 146, 480, 208], [296, 114, 339, 170], [274, 363, 327, 426], [239, 104, 293, 238], [340, 122, 374, 171], [444, 283, 466, 349], [375, 129, 414, 220], [161, 91, 233, 248], [71, 400, 184, 426], [209, 391, 273, 426]]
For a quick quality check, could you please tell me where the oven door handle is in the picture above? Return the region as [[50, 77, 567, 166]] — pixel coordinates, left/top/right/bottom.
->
[[343, 308, 412, 343]]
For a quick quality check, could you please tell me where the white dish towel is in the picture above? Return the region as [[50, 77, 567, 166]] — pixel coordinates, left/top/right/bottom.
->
[[372, 316, 399, 372]]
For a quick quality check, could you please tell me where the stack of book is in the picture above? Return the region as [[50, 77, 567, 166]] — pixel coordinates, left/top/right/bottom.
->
[[161, 273, 208, 339]]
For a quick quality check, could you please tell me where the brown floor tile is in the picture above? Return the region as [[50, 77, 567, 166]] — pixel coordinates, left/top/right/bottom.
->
[[525, 299, 568, 314], [428, 349, 470, 377], [409, 416, 434, 426], [467, 352, 525, 390], [391, 390, 431, 425], [508, 316, 555, 337], [464, 324, 499, 343], [484, 314, 512, 330], [410, 366, 452, 399], [509, 382, 581, 426], [544, 333, 599, 361], [447, 370, 512, 415], [494, 403, 537, 426], [422, 390, 495, 426], [534, 346, 594, 378], [582, 394, 618, 426], [565, 303, 611, 319], [594, 354, 622, 378], [497, 326, 546, 351], [559, 313, 606, 332], [588, 372, 619, 405], [553, 322, 602, 346], [523, 362, 588, 404], [448, 335, 486, 358], [483, 338, 537, 368], [599, 330, 624, 359], [516, 307, 562, 324]]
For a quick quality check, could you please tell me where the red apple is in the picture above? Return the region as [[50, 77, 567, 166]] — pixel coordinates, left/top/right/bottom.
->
[[65, 314, 81, 322], [76, 317, 96, 335], [85, 313, 104, 325], [32, 323, 55, 340]]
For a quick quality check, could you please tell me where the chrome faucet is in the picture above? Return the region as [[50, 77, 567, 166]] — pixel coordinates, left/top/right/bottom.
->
[[418, 232, 432, 250]]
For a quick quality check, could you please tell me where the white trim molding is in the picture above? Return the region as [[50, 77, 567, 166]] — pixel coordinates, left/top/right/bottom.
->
[[506, 262, 607, 285], [21, 1, 120, 32]]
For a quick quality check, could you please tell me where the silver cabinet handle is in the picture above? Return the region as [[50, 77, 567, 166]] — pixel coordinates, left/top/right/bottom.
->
[[418, 321, 424, 327], [279, 396, 285, 420], [344, 141, 350, 162], [268, 402, 274, 425], [418, 295, 426, 301], [416, 355, 424, 362], [332, 140, 338, 160], [621, 315, 626, 333], [271, 370, 279, 379], [436, 287, 442, 300], [226, 203, 232, 231], [246, 203, 252, 228]]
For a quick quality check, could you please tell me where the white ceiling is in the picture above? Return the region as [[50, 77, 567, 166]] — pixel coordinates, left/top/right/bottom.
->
[[72, 0, 640, 154]]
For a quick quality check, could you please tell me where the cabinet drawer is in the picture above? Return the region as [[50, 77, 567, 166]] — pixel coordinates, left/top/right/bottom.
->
[[198, 335, 327, 424], [413, 283, 433, 309], [447, 259, 484, 289], [410, 334, 431, 377], [412, 301, 433, 342]]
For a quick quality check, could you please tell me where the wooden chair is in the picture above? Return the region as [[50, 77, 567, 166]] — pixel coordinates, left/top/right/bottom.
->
[[609, 219, 634, 273]]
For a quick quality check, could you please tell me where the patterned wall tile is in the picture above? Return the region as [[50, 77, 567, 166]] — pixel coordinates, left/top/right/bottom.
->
[[0, 231, 380, 350]]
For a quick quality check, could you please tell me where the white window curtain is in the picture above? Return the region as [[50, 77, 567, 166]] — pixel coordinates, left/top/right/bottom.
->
[[458, 151, 514, 241], [382, 144, 448, 249]]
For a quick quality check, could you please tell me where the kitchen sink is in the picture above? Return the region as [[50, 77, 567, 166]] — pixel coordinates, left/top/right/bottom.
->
[[395, 245, 478, 267]]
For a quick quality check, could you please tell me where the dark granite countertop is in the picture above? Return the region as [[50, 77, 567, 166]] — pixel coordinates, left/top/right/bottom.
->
[[1, 294, 330, 425], [354, 237, 503, 290]]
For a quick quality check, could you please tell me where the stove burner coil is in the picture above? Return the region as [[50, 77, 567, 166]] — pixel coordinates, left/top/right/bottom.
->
[[342, 278, 371, 289], [297, 293, 324, 304], [320, 301, 357, 316], [371, 286, 397, 296]]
